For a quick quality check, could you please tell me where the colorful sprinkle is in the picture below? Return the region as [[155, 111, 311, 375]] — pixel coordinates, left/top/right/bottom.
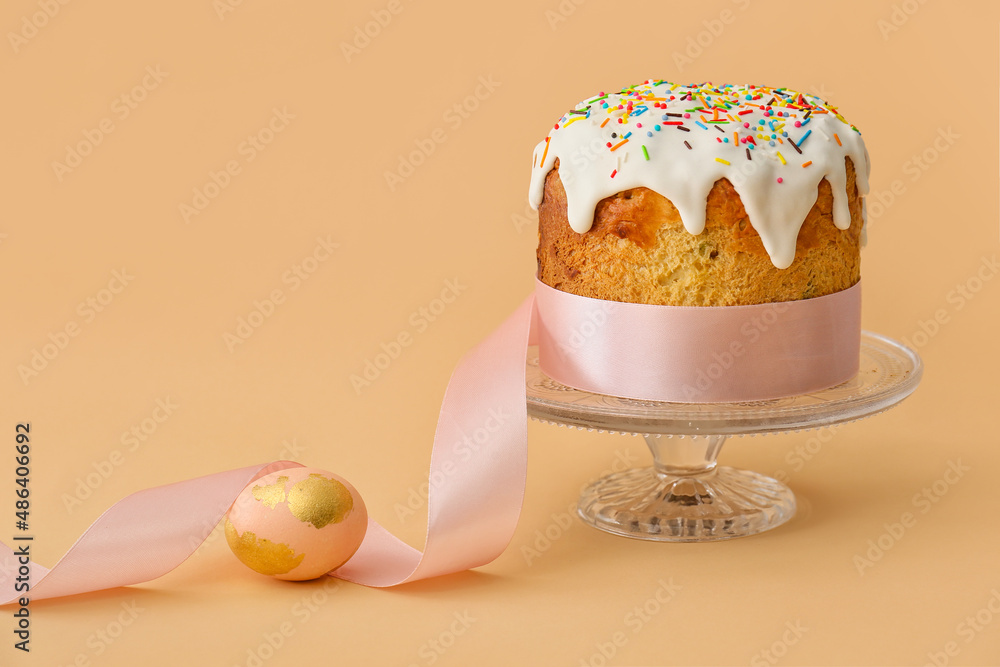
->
[[537, 81, 858, 185]]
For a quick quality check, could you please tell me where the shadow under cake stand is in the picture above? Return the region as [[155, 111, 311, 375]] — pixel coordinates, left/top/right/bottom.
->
[[525, 331, 922, 542]]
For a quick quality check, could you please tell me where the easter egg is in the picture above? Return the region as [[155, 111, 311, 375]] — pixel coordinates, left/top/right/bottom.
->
[[225, 467, 367, 581]]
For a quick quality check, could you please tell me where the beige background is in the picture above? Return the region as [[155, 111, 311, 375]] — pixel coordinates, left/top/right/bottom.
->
[[2, 0, 999, 665]]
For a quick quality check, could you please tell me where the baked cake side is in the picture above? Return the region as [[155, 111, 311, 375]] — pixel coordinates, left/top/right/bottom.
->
[[530, 81, 870, 306]]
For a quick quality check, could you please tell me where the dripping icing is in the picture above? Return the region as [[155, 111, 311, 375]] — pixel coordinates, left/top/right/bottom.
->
[[528, 81, 870, 270]]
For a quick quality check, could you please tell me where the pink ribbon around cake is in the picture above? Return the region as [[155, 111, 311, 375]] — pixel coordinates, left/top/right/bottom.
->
[[0, 281, 860, 602], [535, 279, 861, 403]]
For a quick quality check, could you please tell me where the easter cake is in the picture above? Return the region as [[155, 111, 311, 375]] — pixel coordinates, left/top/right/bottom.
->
[[529, 81, 869, 306]]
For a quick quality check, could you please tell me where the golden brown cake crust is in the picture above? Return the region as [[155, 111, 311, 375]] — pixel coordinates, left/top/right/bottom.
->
[[536, 157, 863, 306]]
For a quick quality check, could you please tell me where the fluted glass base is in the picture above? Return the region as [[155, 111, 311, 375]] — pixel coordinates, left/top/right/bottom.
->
[[577, 435, 795, 542], [578, 466, 795, 541]]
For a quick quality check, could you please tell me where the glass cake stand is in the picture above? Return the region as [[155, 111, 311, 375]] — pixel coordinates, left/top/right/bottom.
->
[[525, 331, 922, 542]]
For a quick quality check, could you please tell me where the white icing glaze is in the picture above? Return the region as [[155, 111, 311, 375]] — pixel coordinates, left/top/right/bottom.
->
[[528, 81, 870, 270]]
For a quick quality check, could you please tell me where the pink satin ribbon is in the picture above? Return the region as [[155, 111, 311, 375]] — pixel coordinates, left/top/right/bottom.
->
[[0, 282, 860, 603], [0, 462, 303, 602], [1, 297, 536, 602], [536, 279, 861, 403]]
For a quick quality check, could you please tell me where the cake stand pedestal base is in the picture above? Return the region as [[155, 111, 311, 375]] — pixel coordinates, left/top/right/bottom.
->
[[578, 435, 795, 541], [526, 332, 922, 543]]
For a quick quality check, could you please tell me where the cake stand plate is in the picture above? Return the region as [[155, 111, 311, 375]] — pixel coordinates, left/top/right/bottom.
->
[[526, 331, 922, 542]]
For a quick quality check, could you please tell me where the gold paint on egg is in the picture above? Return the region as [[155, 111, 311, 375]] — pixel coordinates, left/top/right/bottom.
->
[[251, 476, 288, 509], [224, 518, 304, 575], [287, 473, 354, 529]]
